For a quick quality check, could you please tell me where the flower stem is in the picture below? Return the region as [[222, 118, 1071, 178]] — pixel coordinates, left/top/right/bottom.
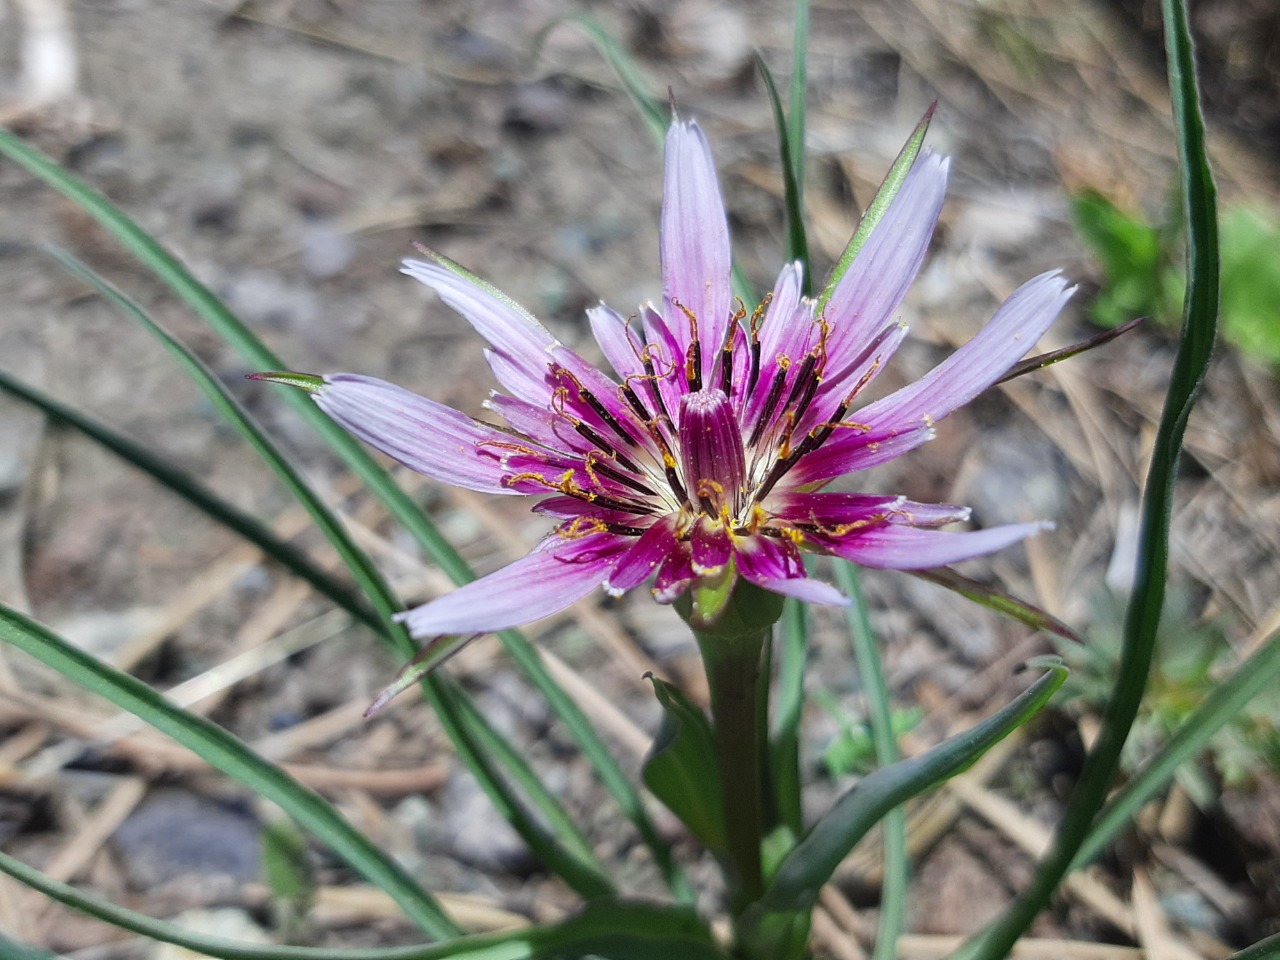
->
[[695, 624, 770, 908]]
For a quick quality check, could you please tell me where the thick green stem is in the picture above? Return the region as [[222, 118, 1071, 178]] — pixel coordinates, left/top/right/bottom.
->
[[679, 578, 785, 924], [697, 626, 770, 908]]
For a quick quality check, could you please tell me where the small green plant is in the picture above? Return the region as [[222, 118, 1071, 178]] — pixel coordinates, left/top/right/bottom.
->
[[1065, 587, 1280, 796], [813, 690, 924, 778], [1073, 191, 1280, 365]]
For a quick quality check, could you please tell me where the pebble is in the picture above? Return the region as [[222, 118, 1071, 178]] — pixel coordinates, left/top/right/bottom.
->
[[113, 790, 261, 888]]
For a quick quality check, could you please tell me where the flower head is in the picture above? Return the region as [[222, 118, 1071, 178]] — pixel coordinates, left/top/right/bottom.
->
[[264, 119, 1072, 638]]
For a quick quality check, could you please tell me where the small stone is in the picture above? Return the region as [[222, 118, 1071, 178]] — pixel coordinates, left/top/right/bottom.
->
[[113, 791, 261, 888]]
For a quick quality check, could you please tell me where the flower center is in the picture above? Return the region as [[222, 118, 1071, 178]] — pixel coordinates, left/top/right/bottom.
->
[[677, 388, 746, 521]]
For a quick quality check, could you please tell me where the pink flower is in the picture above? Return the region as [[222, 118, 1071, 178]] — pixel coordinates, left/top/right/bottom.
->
[[273, 120, 1071, 638]]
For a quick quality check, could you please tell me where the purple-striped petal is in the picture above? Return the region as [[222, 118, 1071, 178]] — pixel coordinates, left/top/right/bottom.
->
[[782, 425, 937, 489], [855, 272, 1075, 442], [791, 271, 1073, 488], [822, 521, 1051, 570], [661, 121, 733, 381], [821, 152, 949, 370], [313, 374, 517, 494], [768, 491, 904, 528], [605, 515, 679, 595], [396, 532, 628, 636]]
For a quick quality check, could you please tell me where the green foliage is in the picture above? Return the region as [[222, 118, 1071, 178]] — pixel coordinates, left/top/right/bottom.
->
[[642, 675, 728, 853], [1073, 191, 1280, 365], [815, 692, 924, 778]]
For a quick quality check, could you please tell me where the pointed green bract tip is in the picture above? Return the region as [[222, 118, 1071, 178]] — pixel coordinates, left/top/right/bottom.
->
[[248, 371, 325, 393]]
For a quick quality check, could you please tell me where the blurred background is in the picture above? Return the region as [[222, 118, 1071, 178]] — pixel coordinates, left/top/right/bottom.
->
[[0, 0, 1277, 956]]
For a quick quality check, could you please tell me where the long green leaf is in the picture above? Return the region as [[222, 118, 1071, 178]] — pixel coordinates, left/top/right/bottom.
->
[[1073, 629, 1280, 869], [757, 55, 810, 289], [954, 0, 1219, 953], [0, 851, 725, 960], [47, 247, 407, 641], [536, 13, 667, 145], [0, 933, 60, 960], [0, 128, 682, 897], [816, 105, 935, 314], [0, 366, 379, 633], [753, 658, 1066, 916], [911, 568, 1083, 645], [834, 563, 906, 960], [0, 604, 458, 939], [787, 0, 810, 240], [1228, 932, 1280, 960]]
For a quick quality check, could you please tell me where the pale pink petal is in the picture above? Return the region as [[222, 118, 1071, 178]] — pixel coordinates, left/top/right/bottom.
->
[[823, 521, 1051, 570], [661, 121, 732, 381], [821, 152, 949, 369], [403, 257, 555, 403], [888, 500, 973, 527], [396, 532, 628, 636], [855, 272, 1075, 442], [588, 302, 645, 382], [313, 374, 517, 495], [768, 491, 905, 527]]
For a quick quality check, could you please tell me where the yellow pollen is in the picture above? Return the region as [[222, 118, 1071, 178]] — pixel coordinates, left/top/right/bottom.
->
[[558, 516, 609, 539]]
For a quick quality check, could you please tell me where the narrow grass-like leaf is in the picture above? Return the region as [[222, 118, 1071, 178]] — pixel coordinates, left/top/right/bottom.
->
[[0, 851, 725, 960], [47, 246, 407, 638], [0, 128, 682, 896], [753, 658, 1067, 917], [911, 568, 1084, 645], [771, 598, 808, 838], [1228, 932, 1280, 960], [0, 933, 60, 960], [834, 562, 906, 960], [47, 252, 617, 901], [996, 316, 1145, 385], [816, 104, 935, 314], [537, 13, 667, 145], [1073, 628, 1280, 869], [955, 0, 1219, 952], [0, 367, 379, 634], [757, 55, 810, 289], [787, 0, 810, 234], [0, 604, 459, 939]]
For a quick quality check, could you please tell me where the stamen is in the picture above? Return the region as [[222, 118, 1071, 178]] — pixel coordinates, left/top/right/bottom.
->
[[589, 454, 659, 497], [641, 347, 675, 426], [672, 299, 703, 392], [555, 366, 640, 447], [574, 421, 644, 475], [748, 357, 791, 448]]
